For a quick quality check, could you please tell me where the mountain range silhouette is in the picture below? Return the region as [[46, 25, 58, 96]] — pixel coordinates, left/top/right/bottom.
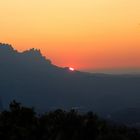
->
[[0, 43, 140, 117]]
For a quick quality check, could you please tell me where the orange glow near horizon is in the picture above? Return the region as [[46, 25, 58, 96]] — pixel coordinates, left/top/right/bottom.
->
[[0, 0, 140, 73]]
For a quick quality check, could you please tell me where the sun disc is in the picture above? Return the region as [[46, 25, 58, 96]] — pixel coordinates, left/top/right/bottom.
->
[[69, 67, 74, 71]]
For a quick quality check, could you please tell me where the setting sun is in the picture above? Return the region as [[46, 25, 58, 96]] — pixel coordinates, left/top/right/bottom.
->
[[0, 0, 140, 73], [0, 1, 140, 138], [69, 67, 75, 71]]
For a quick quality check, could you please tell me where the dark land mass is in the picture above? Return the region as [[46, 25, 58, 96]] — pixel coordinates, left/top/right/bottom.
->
[[0, 43, 140, 125], [1, 100, 140, 140]]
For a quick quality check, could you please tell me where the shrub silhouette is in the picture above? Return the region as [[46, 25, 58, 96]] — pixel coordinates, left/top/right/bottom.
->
[[0, 100, 140, 140]]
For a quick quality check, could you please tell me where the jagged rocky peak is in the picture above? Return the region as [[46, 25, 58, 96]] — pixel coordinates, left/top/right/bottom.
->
[[22, 48, 52, 64], [0, 43, 16, 53], [23, 48, 42, 56], [0, 43, 52, 64], [0, 43, 42, 57]]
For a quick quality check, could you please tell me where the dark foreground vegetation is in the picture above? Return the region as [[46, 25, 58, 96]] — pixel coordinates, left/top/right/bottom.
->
[[0, 101, 140, 140]]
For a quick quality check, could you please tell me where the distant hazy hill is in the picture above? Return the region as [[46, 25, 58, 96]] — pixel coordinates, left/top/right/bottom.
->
[[0, 43, 140, 118]]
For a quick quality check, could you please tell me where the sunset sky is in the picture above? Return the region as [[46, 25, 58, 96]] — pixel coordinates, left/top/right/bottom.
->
[[0, 0, 140, 73]]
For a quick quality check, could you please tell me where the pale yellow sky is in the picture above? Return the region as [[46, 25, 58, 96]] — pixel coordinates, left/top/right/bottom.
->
[[0, 0, 140, 72]]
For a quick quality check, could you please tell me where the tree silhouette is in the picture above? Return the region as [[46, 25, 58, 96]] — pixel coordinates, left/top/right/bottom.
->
[[0, 101, 140, 140]]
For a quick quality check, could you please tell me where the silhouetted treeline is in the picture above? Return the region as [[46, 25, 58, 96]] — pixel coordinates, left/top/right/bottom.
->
[[0, 101, 140, 140]]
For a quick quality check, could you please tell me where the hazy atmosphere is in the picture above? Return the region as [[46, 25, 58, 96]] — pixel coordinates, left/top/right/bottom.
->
[[1, 1, 140, 139], [0, 0, 140, 73]]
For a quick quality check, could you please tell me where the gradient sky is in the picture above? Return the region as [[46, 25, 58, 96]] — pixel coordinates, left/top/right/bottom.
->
[[0, 0, 140, 73]]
